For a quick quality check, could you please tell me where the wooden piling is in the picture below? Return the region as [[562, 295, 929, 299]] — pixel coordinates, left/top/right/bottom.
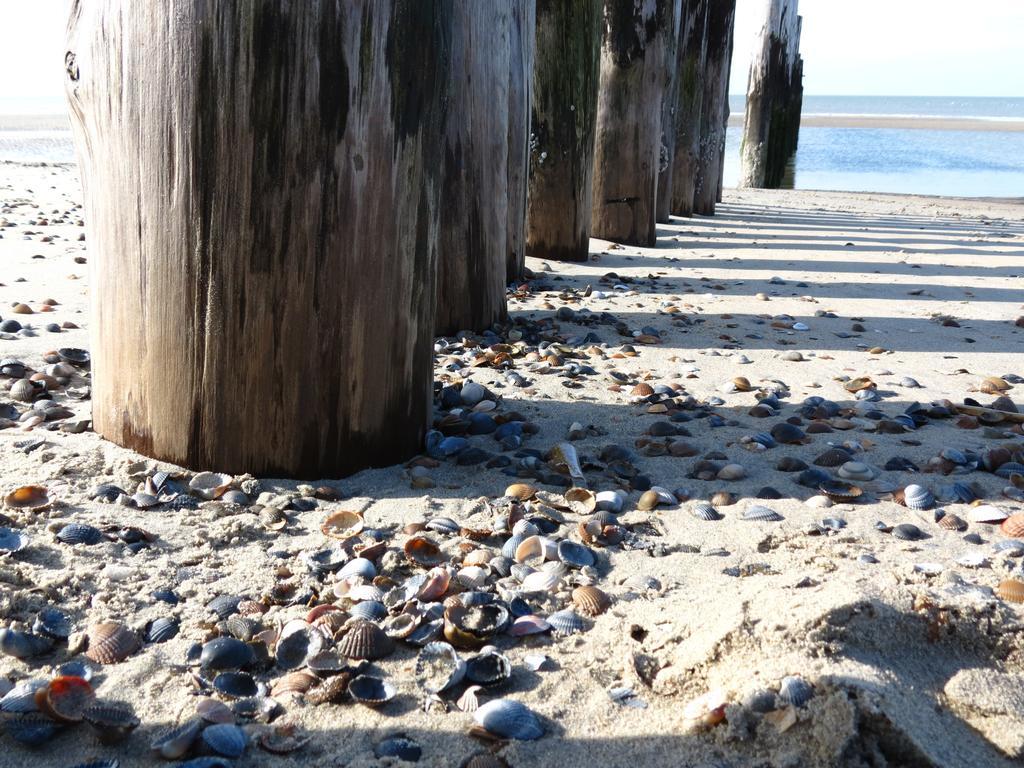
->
[[668, 0, 709, 217], [693, 0, 736, 215]]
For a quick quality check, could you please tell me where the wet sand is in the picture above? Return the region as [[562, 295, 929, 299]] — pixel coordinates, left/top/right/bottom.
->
[[2, 163, 1024, 767]]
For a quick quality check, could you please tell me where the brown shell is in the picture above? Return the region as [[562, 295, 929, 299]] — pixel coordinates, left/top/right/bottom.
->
[[336, 620, 393, 660], [196, 697, 235, 724], [630, 382, 654, 397], [710, 491, 735, 507], [305, 673, 351, 705], [563, 487, 597, 514], [270, 671, 319, 698], [843, 377, 875, 393], [504, 483, 536, 501], [813, 449, 852, 467], [805, 421, 833, 434], [937, 514, 967, 532], [321, 510, 364, 539], [572, 586, 611, 617], [85, 622, 140, 664], [1000, 513, 1024, 538], [980, 376, 1011, 394], [637, 490, 660, 511], [35, 676, 95, 723], [996, 579, 1024, 604], [404, 536, 446, 567], [3, 485, 51, 511], [237, 599, 267, 616]]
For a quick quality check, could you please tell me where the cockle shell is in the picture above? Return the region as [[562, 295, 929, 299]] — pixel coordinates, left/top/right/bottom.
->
[[813, 449, 852, 467], [903, 484, 934, 510], [999, 513, 1024, 537], [321, 510, 364, 539], [743, 505, 783, 522], [85, 622, 140, 664], [572, 586, 610, 616], [188, 471, 233, 500], [415, 642, 466, 694], [969, 504, 1008, 523], [465, 649, 512, 687], [337, 621, 393, 660], [557, 539, 595, 568], [996, 579, 1024, 603], [546, 609, 587, 635], [347, 675, 396, 707], [3, 485, 50, 511], [520, 569, 562, 593], [473, 699, 544, 741], [34, 676, 95, 723], [514, 535, 557, 564], [691, 502, 723, 521]]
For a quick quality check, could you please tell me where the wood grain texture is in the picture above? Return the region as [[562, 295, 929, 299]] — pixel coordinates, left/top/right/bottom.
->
[[506, 2, 536, 283], [591, 0, 678, 247], [739, 0, 802, 188], [654, 0, 684, 224], [435, 2, 527, 334], [715, 12, 735, 203], [525, 0, 603, 263], [693, 0, 736, 215], [66, 0, 452, 478], [668, 0, 708, 217]]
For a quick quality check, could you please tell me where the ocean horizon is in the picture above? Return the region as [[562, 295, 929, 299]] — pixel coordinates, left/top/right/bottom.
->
[[3, 95, 1023, 199]]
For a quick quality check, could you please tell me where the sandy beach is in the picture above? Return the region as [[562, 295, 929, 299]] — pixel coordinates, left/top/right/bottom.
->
[[2, 161, 1024, 767]]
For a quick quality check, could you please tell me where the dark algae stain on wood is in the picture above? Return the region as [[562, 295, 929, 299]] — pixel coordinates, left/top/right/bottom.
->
[[317, 3, 350, 143]]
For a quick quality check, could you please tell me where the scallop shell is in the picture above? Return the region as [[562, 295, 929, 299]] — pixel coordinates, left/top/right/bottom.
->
[[937, 514, 967, 532], [0, 628, 53, 659], [557, 539, 595, 568], [474, 699, 544, 741], [818, 480, 863, 501], [1001, 513, 1024, 537], [3, 485, 51, 511], [572, 585, 611, 616], [903, 484, 934, 510], [337, 621, 393, 660], [83, 704, 140, 744], [778, 676, 814, 708], [151, 718, 203, 759], [465, 649, 512, 687], [337, 557, 377, 581], [207, 594, 243, 619], [85, 622, 140, 664], [415, 642, 466, 694], [201, 723, 248, 758], [969, 504, 1008, 524], [892, 523, 924, 541], [546, 609, 587, 636], [996, 579, 1024, 603], [0, 526, 29, 554], [404, 536, 446, 567], [188, 471, 233, 500], [690, 502, 723, 521], [347, 675, 396, 707], [742, 505, 783, 522], [35, 676, 95, 723], [813, 449, 852, 468], [145, 616, 179, 644], [6, 713, 61, 747], [321, 510, 364, 539]]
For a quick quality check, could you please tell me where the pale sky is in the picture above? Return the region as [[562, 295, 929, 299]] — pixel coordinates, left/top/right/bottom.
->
[[1, 0, 1022, 114]]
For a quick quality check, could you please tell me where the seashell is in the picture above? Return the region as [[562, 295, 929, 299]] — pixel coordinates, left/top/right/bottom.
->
[[214, 671, 260, 699], [488, 555, 513, 578], [465, 649, 512, 687], [426, 516, 461, 534], [199, 637, 255, 670], [814, 448, 852, 468], [57, 522, 104, 545], [515, 535, 557, 564], [993, 539, 1024, 557], [0, 628, 53, 660], [347, 675, 396, 707], [572, 585, 610, 616], [5, 713, 62, 747], [996, 579, 1024, 603], [710, 491, 734, 506], [892, 523, 924, 541], [337, 557, 377, 581], [306, 650, 345, 676], [778, 675, 814, 708], [189, 471, 233, 500], [903, 484, 934, 510], [258, 723, 310, 754], [636, 490, 660, 511], [474, 699, 544, 741], [937, 513, 967, 532], [505, 483, 536, 501], [1, 680, 47, 711], [508, 615, 551, 636], [151, 718, 203, 759], [1000, 513, 1024, 537], [405, 536, 446, 567], [444, 604, 510, 649], [337, 620, 393, 660], [321, 510, 364, 539], [742, 505, 783, 522], [546, 609, 587, 636], [382, 612, 421, 640], [224, 615, 261, 642], [305, 674, 351, 705], [798, 468, 832, 488], [3, 485, 51, 511], [461, 753, 511, 768], [276, 622, 324, 670], [837, 461, 875, 481], [416, 566, 452, 601], [717, 463, 747, 481], [564, 487, 597, 514], [806, 495, 833, 508], [520, 569, 562, 593], [557, 539, 595, 569], [594, 490, 625, 513], [776, 457, 808, 472], [756, 486, 784, 500], [34, 676, 95, 723], [346, 583, 386, 603], [83, 703, 140, 744], [457, 565, 490, 590], [0, 526, 29, 554], [207, 594, 243, 620], [85, 622, 140, 664], [201, 723, 247, 758], [982, 447, 1013, 472], [995, 462, 1024, 478], [375, 735, 423, 762], [415, 641, 467, 693], [33, 606, 72, 639], [511, 519, 540, 537], [145, 616, 179, 644], [690, 502, 723, 521], [818, 480, 862, 501], [969, 504, 1008, 524], [770, 423, 806, 444]]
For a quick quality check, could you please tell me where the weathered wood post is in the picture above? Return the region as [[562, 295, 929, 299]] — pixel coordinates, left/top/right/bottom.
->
[[506, 3, 537, 283], [668, 0, 709, 217], [693, 0, 736, 215], [592, 0, 679, 247], [739, 0, 803, 188], [715, 13, 736, 203], [525, 0, 603, 263], [66, 1, 452, 478], [654, 0, 684, 223], [436, 3, 525, 335]]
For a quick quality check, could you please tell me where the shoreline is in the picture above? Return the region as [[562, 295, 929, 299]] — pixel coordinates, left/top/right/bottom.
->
[[728, 113, 1024, 131]]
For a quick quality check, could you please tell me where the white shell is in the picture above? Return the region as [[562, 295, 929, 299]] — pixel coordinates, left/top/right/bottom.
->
[[837, 461, 875, 481], [805, 495, 833, 508], [189, 472, 233, 500], [514, 535, 558, 564], [456, 566, 490, 589], [595, 490, 626, 513], [519, 569, 562, 593], [969, 504, 1008, 523]]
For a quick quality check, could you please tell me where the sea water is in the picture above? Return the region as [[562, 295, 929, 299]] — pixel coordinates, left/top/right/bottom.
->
[[722, 95, 1024, 197]]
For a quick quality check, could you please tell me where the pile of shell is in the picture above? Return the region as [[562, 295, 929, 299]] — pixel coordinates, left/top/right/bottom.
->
[[0, 350, 91, 432]]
